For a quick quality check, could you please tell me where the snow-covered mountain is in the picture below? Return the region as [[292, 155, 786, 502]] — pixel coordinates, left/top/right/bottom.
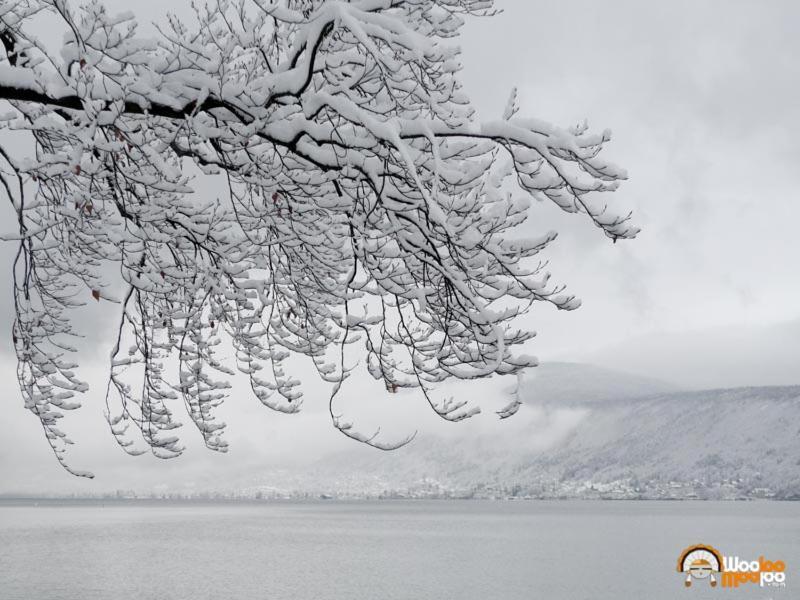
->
[[248, 366, 800, 500], [19, 362, 796, 500], [507, 385, 800, 499]]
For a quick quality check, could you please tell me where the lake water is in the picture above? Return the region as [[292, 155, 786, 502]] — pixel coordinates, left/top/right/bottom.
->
[[1, 500, 797, 599]]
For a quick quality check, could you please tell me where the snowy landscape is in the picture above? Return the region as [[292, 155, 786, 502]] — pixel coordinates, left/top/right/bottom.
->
[[19, 361, 795, 502], [1, 0, 799, 599]]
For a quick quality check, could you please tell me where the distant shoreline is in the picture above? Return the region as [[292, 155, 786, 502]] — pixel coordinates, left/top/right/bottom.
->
[[1, 496, 797, 506]]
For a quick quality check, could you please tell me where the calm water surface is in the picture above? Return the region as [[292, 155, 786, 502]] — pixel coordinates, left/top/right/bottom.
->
[[1, 500, 797, 599]]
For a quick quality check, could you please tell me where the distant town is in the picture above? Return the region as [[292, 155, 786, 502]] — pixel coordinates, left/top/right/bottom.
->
[[2, 476, 794, 503]]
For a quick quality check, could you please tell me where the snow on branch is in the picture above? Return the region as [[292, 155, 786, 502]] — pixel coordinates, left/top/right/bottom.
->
[[0, 0, 637, 475]]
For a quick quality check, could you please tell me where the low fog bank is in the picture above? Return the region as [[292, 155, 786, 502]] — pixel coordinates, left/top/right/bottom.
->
[[2, 332, 798, 499]]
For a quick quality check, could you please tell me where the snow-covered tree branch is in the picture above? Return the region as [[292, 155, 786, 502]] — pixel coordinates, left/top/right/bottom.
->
[[0, 0, 637, 477]]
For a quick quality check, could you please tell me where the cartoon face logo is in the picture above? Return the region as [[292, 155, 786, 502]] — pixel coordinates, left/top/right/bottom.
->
[[678, 545, 723, 587], [689, 558, 713, 580]]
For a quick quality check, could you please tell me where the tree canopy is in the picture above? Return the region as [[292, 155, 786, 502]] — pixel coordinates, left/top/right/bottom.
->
[[0, 0, 636, 477]]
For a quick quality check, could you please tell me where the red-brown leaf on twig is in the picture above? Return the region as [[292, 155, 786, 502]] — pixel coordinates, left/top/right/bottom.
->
[[91, 290, 100, 301]]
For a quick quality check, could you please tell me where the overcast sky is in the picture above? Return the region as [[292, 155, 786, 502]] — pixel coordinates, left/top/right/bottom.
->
[[1, 0, 798, 493]]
